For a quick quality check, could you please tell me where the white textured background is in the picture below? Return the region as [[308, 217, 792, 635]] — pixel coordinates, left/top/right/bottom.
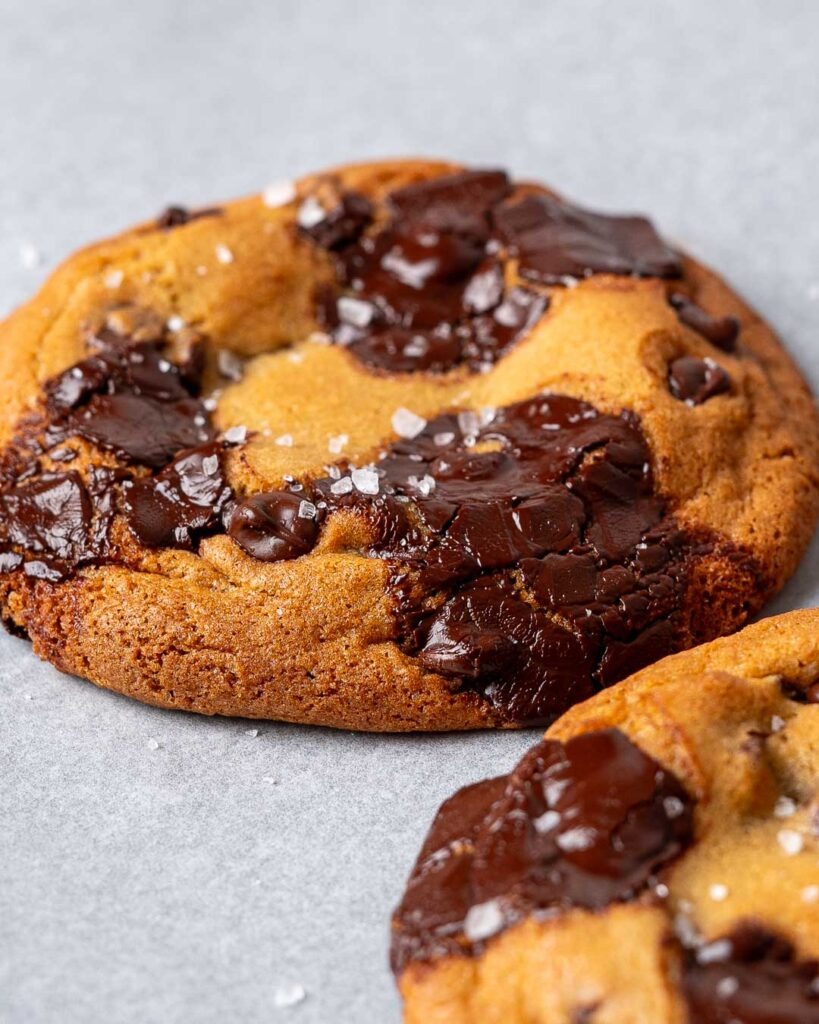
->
[[0, 1, 817, 1021]]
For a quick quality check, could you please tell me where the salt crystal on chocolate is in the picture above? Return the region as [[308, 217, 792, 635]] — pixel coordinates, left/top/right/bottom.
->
[[463, 899, 504, 942], [351, 467, 379, 495], [392, 407, 427, 439]]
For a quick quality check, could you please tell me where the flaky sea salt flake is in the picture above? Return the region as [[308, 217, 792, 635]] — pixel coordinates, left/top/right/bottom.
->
[[351, 467, 379, 495], [297, 196, 326, 229], [215, 243, 234, 265], [262, 180, 296, 208], [330, 476, 353, 496], [463, 899, 504, 942], [777, 829, 804, 855], [774, 796, 797, 818], [327, 434, 349, 455], [392, 407, 427, 439]]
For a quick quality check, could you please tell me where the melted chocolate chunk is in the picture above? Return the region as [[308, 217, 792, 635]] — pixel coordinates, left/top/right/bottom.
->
[[669, 356, 731, 405], [0, 313, 227, 579], [0, 468, 119, 581], [683, 925, 819, 1023], [494, 193, 682, 283], [669, 293, 740, 352], [388, 169, 511, 234], [309, 170, 547, 373], [122, 442, 232, 549], [44, 331, 214, 467], [302, 168, 681, 374], [228, 491, 319, 561], [391, 728, 694, 972], [223, 394, 694, 724], [156, 205, 222, 229]]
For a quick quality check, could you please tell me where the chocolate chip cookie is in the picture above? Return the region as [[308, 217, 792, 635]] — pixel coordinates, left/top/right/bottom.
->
[[0, 160, 816, 729], [392, 609, 819, 1021]]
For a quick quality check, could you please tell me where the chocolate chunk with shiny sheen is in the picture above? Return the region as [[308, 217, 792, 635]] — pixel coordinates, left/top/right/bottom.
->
[[0, 314, 223, 579], [310, 169, 547, 373], [391, 728, 694, 972], [305, 168, 681, 374], [387, 169, 511, 234], [0, 469, 118, 581], [494, 192, 682, 282], [44, 338, 213, 467], [228, 491, 319, 561], [297, 393, 692, 725], [156, 205, 222, 229], [683, 925, 819, 1023], [669, 355, 731, 405], [669, 293, 740, 352], [121, 442, 232, 549]]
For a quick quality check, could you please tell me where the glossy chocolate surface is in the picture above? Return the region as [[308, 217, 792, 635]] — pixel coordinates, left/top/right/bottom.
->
[[0, 314, 227, 579], [303, 168, 687, 374], [494, 192, 681, 283], [228, 393, 697, 724], [390, 728, 694, 972], [683, 925, 819, 1023], [0, 167, 743, 724]]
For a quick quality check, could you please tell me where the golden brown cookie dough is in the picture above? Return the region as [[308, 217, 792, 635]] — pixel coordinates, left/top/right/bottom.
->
[[392, 609, 819, 1022], [0, 159, 816, 730]]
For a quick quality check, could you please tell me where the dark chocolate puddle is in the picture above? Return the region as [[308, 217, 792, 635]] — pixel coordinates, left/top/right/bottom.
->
[[390, 727, 695, 972]]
